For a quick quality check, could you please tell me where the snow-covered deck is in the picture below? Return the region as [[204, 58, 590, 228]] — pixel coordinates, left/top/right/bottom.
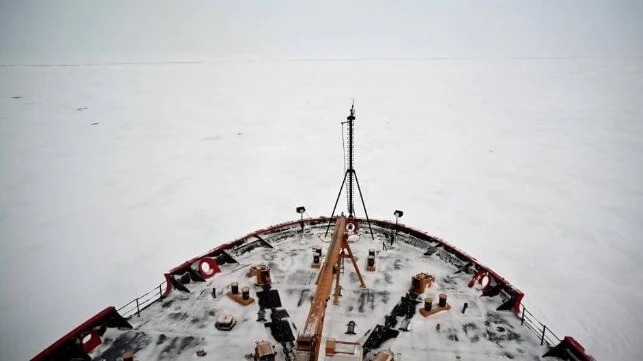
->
[[90, 219, 549, 361]]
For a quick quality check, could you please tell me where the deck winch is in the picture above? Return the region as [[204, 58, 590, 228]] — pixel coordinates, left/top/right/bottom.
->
[[250, 265, 272, 286], [411, 272, 435, 294]]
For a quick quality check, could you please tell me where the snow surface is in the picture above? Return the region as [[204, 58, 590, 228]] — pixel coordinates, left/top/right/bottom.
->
[[91, 221, 551, 361], [1, 58, 642, 360]]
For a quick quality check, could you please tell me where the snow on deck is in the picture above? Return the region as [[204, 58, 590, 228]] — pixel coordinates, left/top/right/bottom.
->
[[92, 223, 548, 360]]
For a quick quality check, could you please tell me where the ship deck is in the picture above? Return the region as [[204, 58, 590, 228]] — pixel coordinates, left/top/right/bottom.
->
[[90, 220, 549, 361]]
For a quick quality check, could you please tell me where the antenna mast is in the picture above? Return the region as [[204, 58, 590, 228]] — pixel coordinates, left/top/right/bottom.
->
[[347, 102, 355, 217], [325, 103, 375, 240]]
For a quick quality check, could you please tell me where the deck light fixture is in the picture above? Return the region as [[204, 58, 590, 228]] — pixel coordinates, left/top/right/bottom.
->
[[297, 206, 306, 233], [393, 210, 404, 246]]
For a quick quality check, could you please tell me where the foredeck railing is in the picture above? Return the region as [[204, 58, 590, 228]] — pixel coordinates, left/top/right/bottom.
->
[[520, 304, 561, 347], [117, 281, 166, 319]]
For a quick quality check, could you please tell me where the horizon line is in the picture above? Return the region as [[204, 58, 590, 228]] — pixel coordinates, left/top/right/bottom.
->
[[2, 55, 643, 68]]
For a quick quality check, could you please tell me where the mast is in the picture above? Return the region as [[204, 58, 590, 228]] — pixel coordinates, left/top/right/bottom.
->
[[347, 103, 355, 217], [325, 103, 375, 240]]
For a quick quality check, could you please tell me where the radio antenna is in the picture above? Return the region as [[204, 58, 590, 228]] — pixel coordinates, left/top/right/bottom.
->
[[325, 102, 375, 240]]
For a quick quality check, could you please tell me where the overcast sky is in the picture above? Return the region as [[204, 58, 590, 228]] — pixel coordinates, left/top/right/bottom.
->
[[1, 0, 642, 64]]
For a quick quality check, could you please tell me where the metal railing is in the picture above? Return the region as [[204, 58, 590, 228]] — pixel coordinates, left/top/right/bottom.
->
[[117, 281, 167, 319], [520, 304, 561, 347]]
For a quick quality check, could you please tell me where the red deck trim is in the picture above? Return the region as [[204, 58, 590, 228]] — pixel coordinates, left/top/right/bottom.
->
[[563, 336, 597, 361], [31, 306, 117, 361], [167, 218, 311, 275]]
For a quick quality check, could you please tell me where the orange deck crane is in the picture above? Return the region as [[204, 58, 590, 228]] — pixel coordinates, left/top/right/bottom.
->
[[295, 217, 366, 361]]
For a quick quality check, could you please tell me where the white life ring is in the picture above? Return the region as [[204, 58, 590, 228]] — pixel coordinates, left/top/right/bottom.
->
[[345, 220, 359, 234]]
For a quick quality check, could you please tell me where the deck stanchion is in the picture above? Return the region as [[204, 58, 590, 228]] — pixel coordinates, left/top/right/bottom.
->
[[136, 298, 140, 317], [521, 307, 525, 325], [541, 325, 546, 345]]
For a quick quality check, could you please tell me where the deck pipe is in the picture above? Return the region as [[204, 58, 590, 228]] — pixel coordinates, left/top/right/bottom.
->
[[346, 320, 357, 335]]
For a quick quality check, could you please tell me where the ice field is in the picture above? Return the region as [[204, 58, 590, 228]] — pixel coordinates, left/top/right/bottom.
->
[[1, 58, 642, 360]]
